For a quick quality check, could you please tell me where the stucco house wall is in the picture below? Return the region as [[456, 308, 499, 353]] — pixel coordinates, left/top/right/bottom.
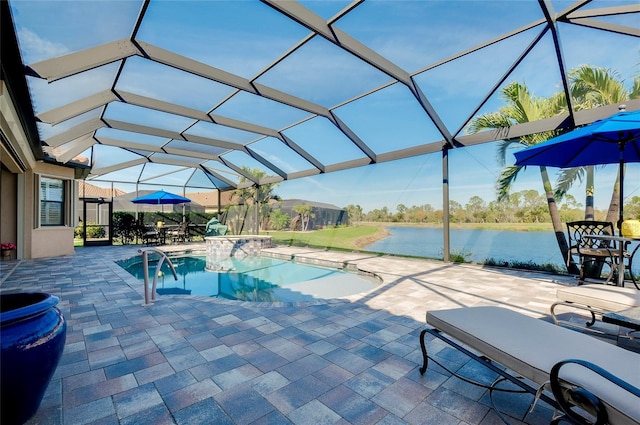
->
[[0, 168, 18, 256], [26, 163, 77, 259], [1, 16, 80, 260]]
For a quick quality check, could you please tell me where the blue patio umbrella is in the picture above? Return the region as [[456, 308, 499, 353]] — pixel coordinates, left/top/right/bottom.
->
[[131, 190, 191, 205], [131, 190, 191, 213], [514, 109, 640, 231]]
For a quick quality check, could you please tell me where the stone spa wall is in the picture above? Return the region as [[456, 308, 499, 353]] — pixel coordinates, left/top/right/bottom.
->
[[205, 235, 272, 271]]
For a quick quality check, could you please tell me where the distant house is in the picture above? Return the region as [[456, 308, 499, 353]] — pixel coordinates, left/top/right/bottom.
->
[[78, 181, 125, 200], [277, 199, 348, 230], [185, 191, 234, 214], [77, 181, 126, 224], [77, 185, 232, 223]]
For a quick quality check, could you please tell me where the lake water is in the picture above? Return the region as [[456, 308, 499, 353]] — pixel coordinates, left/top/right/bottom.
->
[[365, 226, 640, 274]]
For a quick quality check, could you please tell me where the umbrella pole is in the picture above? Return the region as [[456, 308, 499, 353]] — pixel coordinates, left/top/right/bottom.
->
[[618, 144, 624, 235], [614, 148, 626, 286]]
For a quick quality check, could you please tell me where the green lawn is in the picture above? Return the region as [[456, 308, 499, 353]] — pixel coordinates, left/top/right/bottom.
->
[[76, 227, 386, 251], [265, 225, 387, 251]]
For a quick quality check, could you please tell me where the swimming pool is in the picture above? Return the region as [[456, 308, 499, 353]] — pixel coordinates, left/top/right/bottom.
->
[[117, 255, 380, 302]]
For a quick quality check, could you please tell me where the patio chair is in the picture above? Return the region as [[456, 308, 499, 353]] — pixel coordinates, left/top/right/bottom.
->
[[169, 222, 189, 244], [419, 306, 640, 425], [142, 226, 159, 246], [567, 221, 619, 284]]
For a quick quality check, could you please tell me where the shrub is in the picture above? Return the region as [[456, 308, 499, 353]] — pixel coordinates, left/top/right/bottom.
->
[[113, 212, 143, 245], [447, 248, 472, 263], [483, 257, 564, 274], [86, 223, 105, 238], [74, 223, 83, 239], [269, 210, 290, 230], [74, 222, 106, 239]]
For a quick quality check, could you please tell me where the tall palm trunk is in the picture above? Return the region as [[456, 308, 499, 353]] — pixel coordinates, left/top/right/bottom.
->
[[541, 166, 579, 274], [605, 164, 623, 231], [585, 166, 595, 220], [585, 166, 612, 277], [255, 199, 260, 234]]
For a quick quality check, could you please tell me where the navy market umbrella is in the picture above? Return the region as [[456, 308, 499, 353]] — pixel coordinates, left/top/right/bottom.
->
[[514, 109, 640, 231]]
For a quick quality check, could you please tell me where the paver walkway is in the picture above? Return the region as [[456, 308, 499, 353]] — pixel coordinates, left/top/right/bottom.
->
[[0, 243, 622, 424]]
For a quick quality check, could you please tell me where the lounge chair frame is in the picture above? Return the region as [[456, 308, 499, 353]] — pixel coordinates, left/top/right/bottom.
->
[[551, 300, 605, 329], [419, 328, 561, 424], [549, 359, 639, 425], [551, 284, 640, 333], [419, 306, 640, 425]]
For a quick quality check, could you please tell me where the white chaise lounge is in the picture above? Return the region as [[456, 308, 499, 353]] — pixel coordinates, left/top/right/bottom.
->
[[551, 284, 640, 330], [420, 306, 640, 425]]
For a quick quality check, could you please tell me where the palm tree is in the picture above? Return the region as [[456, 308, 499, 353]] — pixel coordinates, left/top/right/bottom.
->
[[467, 82, 579, 273], [231, 167, 281, 234], [554, 65, 640, 222], [293, 204, 314, 231], [345, 204, 364, 225]]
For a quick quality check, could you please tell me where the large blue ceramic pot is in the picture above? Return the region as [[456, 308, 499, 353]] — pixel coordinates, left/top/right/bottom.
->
[[0, 292, 66, 425]]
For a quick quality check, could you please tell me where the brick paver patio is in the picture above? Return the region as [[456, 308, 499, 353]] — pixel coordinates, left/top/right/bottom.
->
[[0, 243, 626, 424]]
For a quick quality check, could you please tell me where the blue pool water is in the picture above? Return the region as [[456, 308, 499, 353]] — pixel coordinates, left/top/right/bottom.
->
[[117, 255, 379, 302]]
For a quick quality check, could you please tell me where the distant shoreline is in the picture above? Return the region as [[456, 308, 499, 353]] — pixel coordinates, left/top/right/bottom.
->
[[353, 222, 554, 249], [358, 221, 555, 232], [353, 226, 390, 249]]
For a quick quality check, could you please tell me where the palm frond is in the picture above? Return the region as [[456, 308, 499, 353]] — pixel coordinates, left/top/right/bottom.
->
[[495, 139, 523, 166], [466, 112, 513, 134], [554, 168, 584, 198], [630, 75, 640, 100], [570, 65, 629, 107], [502, 82, 534, 123], [496, 165, 522, 201], [544, 91, 568, 116]]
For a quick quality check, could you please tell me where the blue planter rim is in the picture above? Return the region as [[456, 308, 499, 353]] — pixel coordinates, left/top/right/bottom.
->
[[0, 293, 59, 324]]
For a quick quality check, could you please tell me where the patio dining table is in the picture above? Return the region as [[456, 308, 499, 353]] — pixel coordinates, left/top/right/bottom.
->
[[584, 234, 640, 287]]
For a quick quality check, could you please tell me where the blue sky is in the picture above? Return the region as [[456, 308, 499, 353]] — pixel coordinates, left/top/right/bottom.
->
[[9, 0, 640, 213], [276, 144, 640, 212]]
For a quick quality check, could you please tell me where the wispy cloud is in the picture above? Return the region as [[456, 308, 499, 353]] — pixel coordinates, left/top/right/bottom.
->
[[18, 28, 68, 64]]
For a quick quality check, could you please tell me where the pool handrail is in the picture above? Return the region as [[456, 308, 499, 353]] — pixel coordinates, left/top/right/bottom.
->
[[138, 248, 178, 305]]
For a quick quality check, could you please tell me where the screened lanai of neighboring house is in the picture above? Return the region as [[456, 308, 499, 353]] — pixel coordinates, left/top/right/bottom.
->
[[1, 0, 639, 260]]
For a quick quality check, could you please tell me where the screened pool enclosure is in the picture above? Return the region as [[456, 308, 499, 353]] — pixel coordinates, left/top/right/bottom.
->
[[5, 0, 640, 260]]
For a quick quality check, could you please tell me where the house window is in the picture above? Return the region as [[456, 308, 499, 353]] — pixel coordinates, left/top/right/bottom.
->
[[40, 177, 65, 226]]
